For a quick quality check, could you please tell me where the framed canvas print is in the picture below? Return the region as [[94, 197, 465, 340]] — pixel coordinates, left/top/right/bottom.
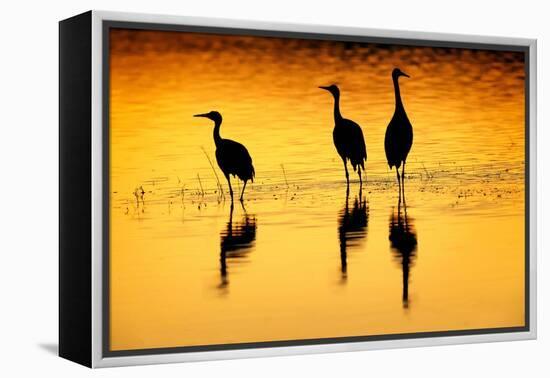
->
[[59, 10, 537, 368]]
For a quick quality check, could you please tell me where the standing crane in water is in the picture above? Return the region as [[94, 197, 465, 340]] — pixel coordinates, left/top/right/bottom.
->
[[319, 85, 367, 189], [385, 68, 413, 201], [194, 111, 255, 203]]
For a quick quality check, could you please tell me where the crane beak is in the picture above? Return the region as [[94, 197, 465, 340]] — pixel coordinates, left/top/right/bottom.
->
[[193, 113, 209, 118], [319, 86, 330, 91], [401, 71, 410, 78]]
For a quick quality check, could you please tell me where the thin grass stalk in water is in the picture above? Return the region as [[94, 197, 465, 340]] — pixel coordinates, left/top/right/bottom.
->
[[197, 174, 205, 197], [281, 164, 290, 189], [201, 147, 225, 200]]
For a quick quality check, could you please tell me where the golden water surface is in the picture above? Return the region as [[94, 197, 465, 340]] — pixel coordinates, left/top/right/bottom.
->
[[108, 29, 526, 351]]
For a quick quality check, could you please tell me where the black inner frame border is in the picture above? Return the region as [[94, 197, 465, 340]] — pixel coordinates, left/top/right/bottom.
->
[[102, 19, 531, 358]]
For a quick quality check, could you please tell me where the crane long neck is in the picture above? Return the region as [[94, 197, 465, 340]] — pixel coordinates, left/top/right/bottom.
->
[[393, 76, 404, 111], [213, 120, 222, 146], [333, 93, 342, 122]]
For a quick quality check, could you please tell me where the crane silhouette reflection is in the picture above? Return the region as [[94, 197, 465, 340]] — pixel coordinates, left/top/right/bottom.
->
[[338, 190, 369, 282], [389, 199, 418, 308], [219, 204, 257, 290]]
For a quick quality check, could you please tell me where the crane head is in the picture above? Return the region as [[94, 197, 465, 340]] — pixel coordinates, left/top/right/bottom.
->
[[392, 68, 410, 79], [319, 84, 340, 96], [194, 111, 222, 124]]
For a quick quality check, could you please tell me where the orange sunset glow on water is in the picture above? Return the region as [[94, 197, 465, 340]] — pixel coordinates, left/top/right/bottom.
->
[[108, 29, 525, 351]]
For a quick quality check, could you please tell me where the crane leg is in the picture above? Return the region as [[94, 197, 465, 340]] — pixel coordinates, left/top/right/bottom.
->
[[240, 180, 247, 202], [358, 166, 363, 188], [401, 162, 406, 204], [343, 159, 349, 187], [396, 167, 402, 203], [226, 175, 234, 203]]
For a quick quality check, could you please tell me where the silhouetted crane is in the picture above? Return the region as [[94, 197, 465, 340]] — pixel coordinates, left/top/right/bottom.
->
[[194, 111, 255, 202], [385, 68, 413, 200], [320, 85, 367, 188]]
